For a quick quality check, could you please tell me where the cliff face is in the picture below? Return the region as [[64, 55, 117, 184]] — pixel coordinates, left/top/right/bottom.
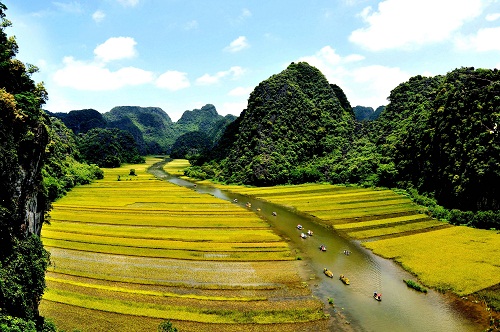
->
[[0, 91, 48, 241]]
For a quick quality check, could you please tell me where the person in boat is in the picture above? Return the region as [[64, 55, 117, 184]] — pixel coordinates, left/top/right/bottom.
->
[[297, 224, 303, 230], [307, 229, 313, 236]]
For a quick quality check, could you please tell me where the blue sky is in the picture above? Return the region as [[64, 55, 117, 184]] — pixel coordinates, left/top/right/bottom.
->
[[4, 0, 500, 121]]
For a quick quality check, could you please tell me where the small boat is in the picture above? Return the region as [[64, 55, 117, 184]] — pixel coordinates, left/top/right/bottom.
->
[[300, 233, 307, 239], [256, 208, 261, 211], [233, 198, 238, 203], [297, 224, 303, 230], [307, 230, 313, 236], [245, 202, 252, 208], [343, 250, 351, 256], [373, 292, 382, 301], [319, 245, 327, 252], [272, 211, 277, 216], [323, 268, 334, 278], [339, 274, 350, 285]]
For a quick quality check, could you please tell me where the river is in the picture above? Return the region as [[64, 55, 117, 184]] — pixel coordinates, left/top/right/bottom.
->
[[149, 162, 483, 332]]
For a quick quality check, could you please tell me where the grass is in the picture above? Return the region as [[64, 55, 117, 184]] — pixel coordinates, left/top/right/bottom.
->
[[404, 279, 428, 293]]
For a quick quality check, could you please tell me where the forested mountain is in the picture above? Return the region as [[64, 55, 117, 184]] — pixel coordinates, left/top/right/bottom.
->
[[46, 109, 106, 135], [375, 68, 500, 211], [104, 106, 175, 154], [50, 104, 235, 155], [192, 62, 355, 185], [353, 105, 385, 121]]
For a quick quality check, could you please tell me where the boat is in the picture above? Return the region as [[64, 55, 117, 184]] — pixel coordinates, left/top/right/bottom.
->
[[323, 268, 334, 278], [300, 232, 307, 239], [297, 224, 303, 230], [339, 274, 350, 285], [373, 292, 382, 301], [319, 245, 327, 251], [245, 202, 252, 208], [272, 211, 277, 216], [307, 230, 313, 236]]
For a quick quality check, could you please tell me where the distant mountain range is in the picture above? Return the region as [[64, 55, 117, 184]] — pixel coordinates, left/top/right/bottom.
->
[[48, 104, 236, 155]]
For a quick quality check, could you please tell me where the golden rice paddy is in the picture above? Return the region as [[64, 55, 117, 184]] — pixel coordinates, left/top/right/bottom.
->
[[40, 157, 326, 331]]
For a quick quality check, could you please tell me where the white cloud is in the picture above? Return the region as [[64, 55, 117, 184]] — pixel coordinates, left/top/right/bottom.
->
[[196, 66, 245, 85], [228, 86, 253, 97], [94, 37, 137, 62], [92, 10, 106, 23], [297, 46, 409, 108], [184, 20, 198, 30], [224, 36, 249, 53], [486, 13, 500, 21], [53, 1, 83, 14], [349, 0, 485, 51], [156, 71, 190, 91], [455, 27, 500, 51], [53, 56, 154, 91], [349, 65, 410, 107], [117, 0, 139, 7], [219, 101, 247, 116]]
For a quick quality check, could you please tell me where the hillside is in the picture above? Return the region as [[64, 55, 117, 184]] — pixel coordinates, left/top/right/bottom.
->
[[200, 62, 355, 185]]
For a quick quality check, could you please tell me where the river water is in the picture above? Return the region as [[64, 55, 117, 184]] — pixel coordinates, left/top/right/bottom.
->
[[150, 163, 482, 332]]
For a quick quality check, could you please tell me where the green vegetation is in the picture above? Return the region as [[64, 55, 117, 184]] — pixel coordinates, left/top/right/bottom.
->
[[158, 320, 178, 332], [42, 116, 103, 202], [403, 280, 428, 293], [77, 127, 145, 167]]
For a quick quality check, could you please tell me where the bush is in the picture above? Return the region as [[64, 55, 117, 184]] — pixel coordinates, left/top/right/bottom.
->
[[158, 320, 178, 332]]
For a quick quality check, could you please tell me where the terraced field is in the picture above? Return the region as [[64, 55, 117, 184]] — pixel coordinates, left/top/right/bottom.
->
[[40, 158, 327, 332]]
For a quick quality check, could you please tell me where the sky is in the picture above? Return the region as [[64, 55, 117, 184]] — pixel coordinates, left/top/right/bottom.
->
[[4, 0, 500, 121]]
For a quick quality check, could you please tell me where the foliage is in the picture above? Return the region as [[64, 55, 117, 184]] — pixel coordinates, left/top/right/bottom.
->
[[42, 116, 103, 202], [0, 235, 50, 320], [158, 320, 178, 332], [77, 127, 145, 168], [170, 131, 211, 160]]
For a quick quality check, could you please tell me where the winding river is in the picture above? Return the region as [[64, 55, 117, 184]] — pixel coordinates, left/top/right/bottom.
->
[[149, 162, 483, 332]]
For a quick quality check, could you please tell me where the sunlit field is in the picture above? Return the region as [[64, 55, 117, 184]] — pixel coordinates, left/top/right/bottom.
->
[[40, 157, 327, 332], [173, 162, 500, 300]]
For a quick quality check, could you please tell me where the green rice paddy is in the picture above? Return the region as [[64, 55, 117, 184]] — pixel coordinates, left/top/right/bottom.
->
[[40, 157, 326, 331]]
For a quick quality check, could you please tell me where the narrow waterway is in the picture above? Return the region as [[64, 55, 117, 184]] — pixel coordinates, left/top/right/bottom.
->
[[149, 162, 483, 332]]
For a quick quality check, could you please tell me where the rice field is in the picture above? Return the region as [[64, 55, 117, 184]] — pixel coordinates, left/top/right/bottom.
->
[[193, 171, 499, 299], [40, 157, 327, 332]]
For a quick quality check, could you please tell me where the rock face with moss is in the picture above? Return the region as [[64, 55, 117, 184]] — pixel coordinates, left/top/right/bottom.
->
[[215, 62, 355, 185]]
